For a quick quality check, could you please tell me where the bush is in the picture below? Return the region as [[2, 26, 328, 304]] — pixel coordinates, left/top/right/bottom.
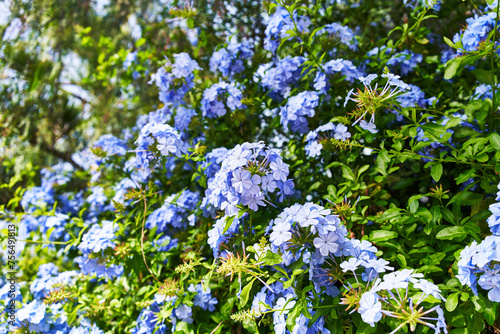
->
[[1, 0, 500, 333]]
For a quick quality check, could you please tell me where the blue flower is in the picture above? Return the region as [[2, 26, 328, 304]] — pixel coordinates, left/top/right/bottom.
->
[[174, 106, 196, 132], [92, 134, 127, 161], [205, 143, 293, 218], [264, 7, 310, 53], [313, 232, 339, 257], [134, 122, 187, 176], [359, 119, 378, 133], [21, 186, 54, 213], [75, 257, 123, 279], [280, 91, 319, 133], [397, 84, 429, 108], [386, 50, 423, 75], [455, 12, 496, 52], [17, 300, 47, 325], [317, 22, 358, 50], [189, 284, 218, 311], [78, 220, 117, 255], [358, 292, 382, 327], [149, 53, 200, 105], [201, 81, 246, 118], [314, 59, 363, 94], [210, 39, 253, 78], [257, 56, 305, 99]]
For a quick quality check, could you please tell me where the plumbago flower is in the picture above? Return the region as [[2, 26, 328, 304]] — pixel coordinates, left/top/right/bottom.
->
[[453, 12, 497, 53], [350, 270, 448, 333], [317, 22, 358, 50], [75, 220, 124, 279], [367, 47, 423, 76], [204, 142, 294, 216], [134, 121, 187, 176], [314, 59, 363, 94], [146, 189, 200, 253], [149, 52, 201, 105], [238, 202, 447, 333], [279, 91, 319, 133], [458, 183, 500, 302], [204, 142, 294, 255], [344, 72, 410, 129], [264, 6, 311, 53], [201, 81, 246, 118], [91, 134, 128, 164], [209, 39, 254, 78], [256, 56, 306, 99], [304, 122, 352, 158]]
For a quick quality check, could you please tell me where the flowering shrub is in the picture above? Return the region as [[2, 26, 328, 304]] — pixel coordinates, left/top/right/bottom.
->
[[2, 0, 500, 333]]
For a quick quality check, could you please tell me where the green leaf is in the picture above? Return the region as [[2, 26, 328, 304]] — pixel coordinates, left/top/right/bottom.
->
[[369, 230, 398, 243], [444, 58, 462, 80], [431, 163, 443, 182], [222, 215, 236, 234], [436, 226, 466, 240], [240, 278, 256, 308], [446, 292, 460, 312], [472, 69, 496, 85], [262, 251, 283, 266], [341, 165, 355, 181], [490, 133, 500, 150], [455, 169, 476, 185], [443, 36, 455, 48], [484, 301, 498, 326]]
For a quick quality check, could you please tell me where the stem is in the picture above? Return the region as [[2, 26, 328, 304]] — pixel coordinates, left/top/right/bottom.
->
[[140, 187, 161, 283]]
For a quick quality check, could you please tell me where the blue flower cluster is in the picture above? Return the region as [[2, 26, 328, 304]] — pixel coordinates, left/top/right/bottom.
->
[[474, 84, 493, 99], [367, 47, 423, 76], [305, 122, 351, 157], [458, 235, 500, 302], [250, 280, 330, 334], [204, 142, 294, 216], [21, 186, 54, 213], [458, 184, 500, 302], [135, 122, 187, 176], [257, 56, 305, 99], [386, 50, 423, 75], [488, 184, 500, 235], [279, 91, 319, 133], [201, 81, 245, 118], [209, 40, 254, 78], [92, 134, 128, 163], [317, 22, 358, 50], [256, 202, 448, 332], [314, 59, 363, 94], [78, 220, 117, 255], [12, 276, 104, 333], [30, 264, 77, 299], [397, 84, 429, 108], [453, 12, 497, 52], [200, 147, 229, 179], [264, 7, 311, 53], [75, 220, 123, 279], [146, 189, 200, 233], [188, 283, 218, 311], [149, 53, 200, 105], [173, 106, 196, 133]]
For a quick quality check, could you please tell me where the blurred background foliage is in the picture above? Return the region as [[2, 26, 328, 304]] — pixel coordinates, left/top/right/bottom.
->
[[0, 0, 267, 201]]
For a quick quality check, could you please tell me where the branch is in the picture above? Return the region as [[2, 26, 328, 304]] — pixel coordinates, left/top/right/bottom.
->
[[39, 140, 83, 171]]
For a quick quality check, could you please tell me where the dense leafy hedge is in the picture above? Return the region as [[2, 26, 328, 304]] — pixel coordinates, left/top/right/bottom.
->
[[2, 0, 500, 333]]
